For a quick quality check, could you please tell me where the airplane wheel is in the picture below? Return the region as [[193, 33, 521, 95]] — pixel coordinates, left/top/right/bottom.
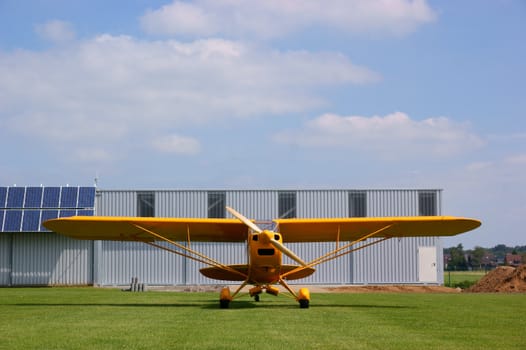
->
[[220, 299, 230, 309], [299, 299, 309, 309], [254, 294, 260, 302]]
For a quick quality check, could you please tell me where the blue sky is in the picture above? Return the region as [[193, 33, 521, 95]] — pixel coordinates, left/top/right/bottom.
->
[[0, 0, 525, 248]]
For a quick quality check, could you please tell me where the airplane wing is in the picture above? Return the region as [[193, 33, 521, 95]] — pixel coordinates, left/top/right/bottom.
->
[[43, 216, 249, 242], [44, 215, 481, 243], [274, 216, 481, 243]]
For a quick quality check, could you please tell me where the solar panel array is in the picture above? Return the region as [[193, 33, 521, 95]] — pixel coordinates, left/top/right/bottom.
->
[[0, 187, 95, 232]]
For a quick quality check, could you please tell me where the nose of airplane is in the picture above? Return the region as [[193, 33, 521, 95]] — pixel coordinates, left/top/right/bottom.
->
[[259, 230, 273, 244]]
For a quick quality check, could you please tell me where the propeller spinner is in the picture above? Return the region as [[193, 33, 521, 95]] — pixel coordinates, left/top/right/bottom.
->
[[226, 206, 307, 267]]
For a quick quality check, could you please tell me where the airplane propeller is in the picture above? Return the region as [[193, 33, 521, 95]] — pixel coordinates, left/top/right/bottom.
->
[[226, 206, 307, 267], [225, 206, 263, 234]]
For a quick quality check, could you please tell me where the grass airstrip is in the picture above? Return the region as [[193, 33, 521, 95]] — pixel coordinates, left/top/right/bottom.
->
[[444, 270, 487, 288], [1, 287, 525, 349]]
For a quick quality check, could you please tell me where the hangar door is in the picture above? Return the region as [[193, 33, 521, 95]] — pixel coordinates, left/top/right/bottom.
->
[[418, 246, 437, 283]]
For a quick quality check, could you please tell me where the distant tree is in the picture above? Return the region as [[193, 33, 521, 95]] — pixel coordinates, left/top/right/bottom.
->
[[490, 244, 509, 261], [445, 244, 525, 268], [470, 246, 488, 269], [447, 244, 467, 270]]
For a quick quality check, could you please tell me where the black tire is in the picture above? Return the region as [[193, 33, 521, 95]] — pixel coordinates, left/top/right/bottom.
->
[[299, 299, 309, 309], [220, 299, 230, 309]]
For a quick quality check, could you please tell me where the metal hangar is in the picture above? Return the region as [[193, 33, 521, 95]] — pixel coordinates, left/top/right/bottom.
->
[[0, 187, 444, 286]]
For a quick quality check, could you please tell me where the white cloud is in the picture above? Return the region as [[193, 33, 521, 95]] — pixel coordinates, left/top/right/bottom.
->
[[141, 1, 214, 37], [141, 0, 437, 38], [465, 161, 493, 172], [504, 154, 526, 165], [35, 20, 76, 44], [275, 112, 485, 159], [0, 35, 377, 157], [152, 134, 201, 155], [74, 148, 113, 162]]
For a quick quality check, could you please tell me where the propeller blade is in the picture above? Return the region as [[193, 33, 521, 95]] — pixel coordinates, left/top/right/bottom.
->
[[269, 239, 307, 267], [226, 206, 263, 233], [226, 206, 307, 267]]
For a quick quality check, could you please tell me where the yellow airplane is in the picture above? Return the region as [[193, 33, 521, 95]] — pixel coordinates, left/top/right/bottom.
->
[[43, 207, 481, 308]]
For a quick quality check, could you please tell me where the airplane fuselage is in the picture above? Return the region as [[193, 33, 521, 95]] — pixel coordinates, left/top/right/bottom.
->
[[247, 230, 282, 284]]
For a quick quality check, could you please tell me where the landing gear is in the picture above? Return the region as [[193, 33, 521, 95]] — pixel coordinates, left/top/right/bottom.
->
[[250, 285, 279, 302], [219, 283, 311, 308], [297, 287, 310, 309], [249, 285, 262, 302], [219, 287, 232, 309], [299, 299, 309, 309], [220, 299, 230, 309]]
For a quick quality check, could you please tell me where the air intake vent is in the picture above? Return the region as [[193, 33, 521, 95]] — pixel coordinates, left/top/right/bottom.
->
[[258, 248, 275, 256]]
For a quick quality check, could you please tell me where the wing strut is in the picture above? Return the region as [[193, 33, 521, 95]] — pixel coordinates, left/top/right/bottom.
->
[[186, 224, 191, 249], [133, 223, 248, 280], [336, 224, 340, 249], [230, 280, 249, 300], [309, 236, 392, 267], [281, 224, 394, 280]]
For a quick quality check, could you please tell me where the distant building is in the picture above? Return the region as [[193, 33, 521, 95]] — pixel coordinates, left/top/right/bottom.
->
[[505, 253, 522, 266], [1, 187, 446, 286], [481, 253, 497, 268]]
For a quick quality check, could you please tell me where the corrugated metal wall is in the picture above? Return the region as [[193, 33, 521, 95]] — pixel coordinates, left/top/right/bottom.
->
[[367, 189, 442, 216], [227, 190, 279, 219], [350, 190, 443, 284], [185, 242, 246, 285], [96, 190, 137, 216], [94, 189, 443, 286], [285, 242, 352, 284], [297, 190, 349, 217], [0, 188, 444, 286], [0, 186, 95, 285], [0, 234, 11, 285], [157, 191, 208, 217], [351, 237, 443, 284], [98, 241, 186, 285], [8, 233, 92, 285]]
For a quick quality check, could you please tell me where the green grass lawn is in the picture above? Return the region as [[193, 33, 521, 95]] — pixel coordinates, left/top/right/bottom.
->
[[444, 270, 487, 288], [1, 287, 525, 349]]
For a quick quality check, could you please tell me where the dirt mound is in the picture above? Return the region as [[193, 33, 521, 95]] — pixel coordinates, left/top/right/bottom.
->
[[467, 265, 526, 293]]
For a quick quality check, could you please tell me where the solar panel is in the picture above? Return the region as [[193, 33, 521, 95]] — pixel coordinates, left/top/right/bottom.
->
[[24, 187, 43, 208], [60, 187, 78, 208], [40, 210, 59, 231], [1, 186, 96, 232], [7, 187, 25, 208], [0, 187, 6, 208], [4, 210, 22, 231], [59, 210, 77, 218], [42, 187, 60, 208], [22, 210, 41, 231], [78, 187, 96, 208]]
